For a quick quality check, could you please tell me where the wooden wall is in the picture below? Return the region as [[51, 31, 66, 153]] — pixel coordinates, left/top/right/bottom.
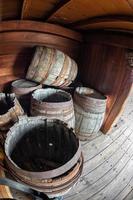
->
[[0, 21, 133, 134], [0, 21, 82, 91], [79, 31, 133, 133]]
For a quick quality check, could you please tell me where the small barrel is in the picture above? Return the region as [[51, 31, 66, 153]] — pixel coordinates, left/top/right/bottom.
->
[[31, 88, 75, 129], [5, 117, 83, 197], [0, 93, 24, 131], [26, 46, 78, 87], [11, 79, 42, 113], [74, 87, 107, 140]]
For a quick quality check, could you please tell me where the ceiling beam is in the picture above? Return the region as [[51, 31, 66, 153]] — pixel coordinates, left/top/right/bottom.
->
[[44, 0, 70, 21], [21, 0, 70, 21], [68, 15, 133, 29]]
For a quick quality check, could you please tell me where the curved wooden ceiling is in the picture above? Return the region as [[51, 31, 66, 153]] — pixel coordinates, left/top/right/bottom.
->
[[0, 0, 133, 31]]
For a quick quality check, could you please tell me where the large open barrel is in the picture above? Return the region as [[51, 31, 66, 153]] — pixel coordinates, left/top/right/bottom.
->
[[26, 46, 78, 87], [4, 117, 83, 197], [31, 88, 75, 128], [74, 87, 107, 140]]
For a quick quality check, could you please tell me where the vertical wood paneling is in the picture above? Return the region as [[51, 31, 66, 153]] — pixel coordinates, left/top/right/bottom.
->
[[79, 33, 133, 133]]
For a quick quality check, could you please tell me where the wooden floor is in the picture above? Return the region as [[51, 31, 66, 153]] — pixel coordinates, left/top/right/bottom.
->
[[1, 89, 133, 200], [65, 89, 133, 200]]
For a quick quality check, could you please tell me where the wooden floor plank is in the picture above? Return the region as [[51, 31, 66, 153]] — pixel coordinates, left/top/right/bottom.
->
[[82, 126, 130, 178], [83, 124, 128, 162], [67, 143, 133, 200], [65, 127, 133, 199], [65, 91, 133, 200]]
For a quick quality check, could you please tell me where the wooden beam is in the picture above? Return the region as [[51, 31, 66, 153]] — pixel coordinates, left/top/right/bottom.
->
[[0, 21, 83, 42], [44, 0, 70, 21], [69, 15, 133, 28], [21, 0, 32, 19], [21, 0, 70, 20]]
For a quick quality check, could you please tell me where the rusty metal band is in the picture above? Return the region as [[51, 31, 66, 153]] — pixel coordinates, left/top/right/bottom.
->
[[6, 154, 83, 194], [5, 141, 81, 179]]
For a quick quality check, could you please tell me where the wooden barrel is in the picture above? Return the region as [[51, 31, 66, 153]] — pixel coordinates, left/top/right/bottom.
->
[[26, 46, 78, 87], [31, 88, 75, 129], [5, 117, 83, 197], [0, 93, 24, 131], [74, 87, 107, 140], [11, 79, 42, 114]]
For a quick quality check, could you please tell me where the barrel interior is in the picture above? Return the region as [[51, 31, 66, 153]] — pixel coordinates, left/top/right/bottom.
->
[[8, 120, 78, 172], [33, 89, 71, 103], [12, 79, 39, 89], [76, 87, 106, 100], [0, 95, 14, 115]]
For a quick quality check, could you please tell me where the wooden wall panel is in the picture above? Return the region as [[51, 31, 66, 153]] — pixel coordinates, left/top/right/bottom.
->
[[0, 21, 81, 91], [0, 0, 23, 20], [48, 0, 133, 24], [0, 48, 34, 91], [0, 31, 81, 60], [79, 32, 133, 133]]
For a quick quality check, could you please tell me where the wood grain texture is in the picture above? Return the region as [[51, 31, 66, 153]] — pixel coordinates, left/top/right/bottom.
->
[[0, 21, 82, 42], [0, 46, 34, 91], [48, 0, 133, 24], [21, 0, 61, 20], [0, 0, 23, 20], [71, 15, 133, 31], [79, 32, 133, 133], [0, 31, 81, 60]]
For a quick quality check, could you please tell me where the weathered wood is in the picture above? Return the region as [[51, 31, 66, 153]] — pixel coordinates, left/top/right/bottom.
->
[[26, 46, 78, 87], [0, 93, 24, 131], [74, 87, 107, 140], [31, 88, 75, 128], [1, 92, 133, 199], [12, 79, 42, 113], [5, 117, 82, 197]]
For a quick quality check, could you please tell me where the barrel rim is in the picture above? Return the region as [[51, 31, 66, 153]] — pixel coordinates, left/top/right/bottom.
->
[[75, 87, 107, 101], [32, 88, 73, 106], [5, 117, 81, 179]]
